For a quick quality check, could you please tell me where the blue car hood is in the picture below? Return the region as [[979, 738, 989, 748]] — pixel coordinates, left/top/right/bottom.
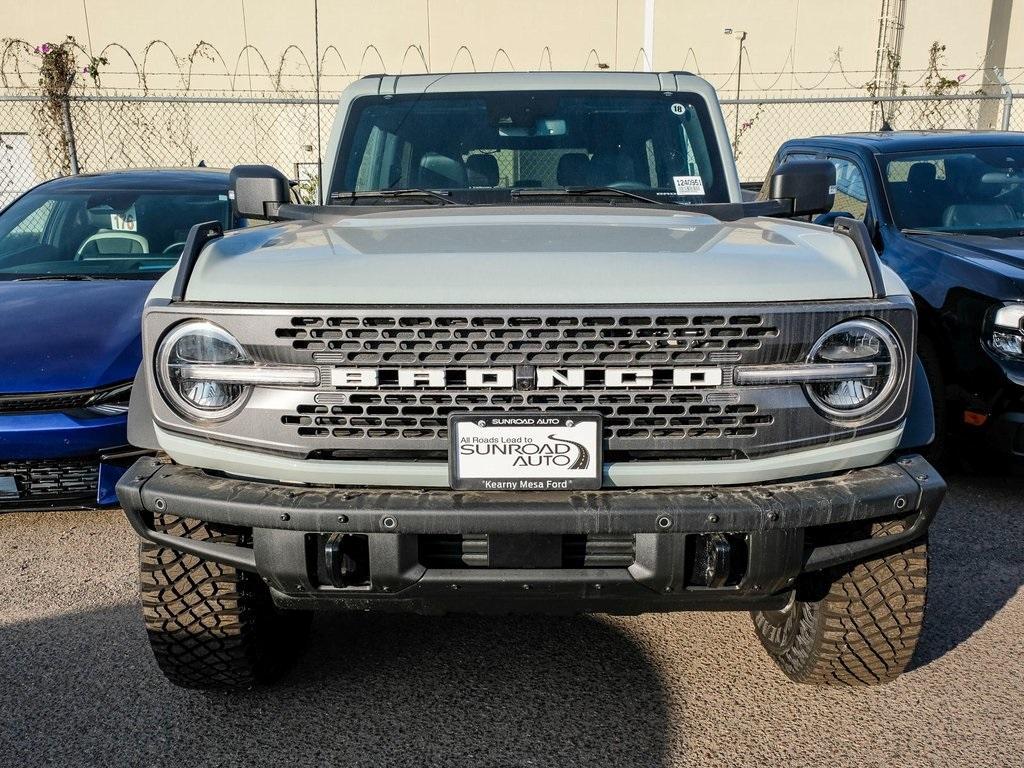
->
[[0, 280, 154, 394]]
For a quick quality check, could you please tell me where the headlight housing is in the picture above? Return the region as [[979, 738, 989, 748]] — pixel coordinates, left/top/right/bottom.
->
[[805, 319, 902, 420], [156, 321, 252, 420], [989, 303, 1024, 358]]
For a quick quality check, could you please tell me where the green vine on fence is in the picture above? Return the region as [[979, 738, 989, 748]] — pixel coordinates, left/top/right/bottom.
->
[[9, 36, 108, 174]]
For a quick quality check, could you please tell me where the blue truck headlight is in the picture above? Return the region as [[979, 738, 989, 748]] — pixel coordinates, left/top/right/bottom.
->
[[156, 321, 252, 420], [805, 319, 902, 419], [990, 304, 1024, 358]]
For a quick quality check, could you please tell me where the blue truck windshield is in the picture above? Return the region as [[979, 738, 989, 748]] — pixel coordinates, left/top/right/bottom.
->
[[881, 147, 1024, 235], [0, 188, 230, 280], [331, 91, 729, 203]]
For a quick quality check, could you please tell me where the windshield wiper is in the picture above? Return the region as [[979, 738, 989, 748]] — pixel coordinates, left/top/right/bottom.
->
[[901, 228, 971, 237], [512, 186, 671, 207], [329, 189, 463, 206], [12, 274, 96, 281]]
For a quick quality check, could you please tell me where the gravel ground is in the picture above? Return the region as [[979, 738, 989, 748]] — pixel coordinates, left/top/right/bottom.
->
[[0, 475, 1021, 768]]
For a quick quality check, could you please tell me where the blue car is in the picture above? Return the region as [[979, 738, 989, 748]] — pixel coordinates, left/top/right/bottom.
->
[[0, 168, 236, 509], [767, 131, 1024, 464]]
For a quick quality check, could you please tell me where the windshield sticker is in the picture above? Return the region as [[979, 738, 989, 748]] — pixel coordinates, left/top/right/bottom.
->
[[673, 175, 705, 196], [671, 103, 686, 115], [110, 209, 138, 232]]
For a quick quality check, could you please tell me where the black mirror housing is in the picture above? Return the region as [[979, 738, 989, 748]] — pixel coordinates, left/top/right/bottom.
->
[[229, 164, 290, 220], [767, 158, 836, 217]]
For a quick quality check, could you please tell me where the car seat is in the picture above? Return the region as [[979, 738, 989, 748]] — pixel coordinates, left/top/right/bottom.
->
[[418, 152, 467, 189], [942, 203, 1017, 229], [466, 154, 500, 187], [75, 232, 150, 260], [556, 153, 590, 186]]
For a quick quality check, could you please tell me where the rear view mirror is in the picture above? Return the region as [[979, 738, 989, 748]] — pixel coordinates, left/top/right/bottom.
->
[[767, 158, 836, 217], [229, 164, 290, 220]]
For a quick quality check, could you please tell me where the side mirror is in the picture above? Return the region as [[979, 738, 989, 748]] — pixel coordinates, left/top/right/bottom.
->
[[229, 164, 290, 220], [767, 158, 836, 218]]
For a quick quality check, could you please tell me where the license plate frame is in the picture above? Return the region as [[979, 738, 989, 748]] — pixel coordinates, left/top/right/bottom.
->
[[448, 412, 603, 491]]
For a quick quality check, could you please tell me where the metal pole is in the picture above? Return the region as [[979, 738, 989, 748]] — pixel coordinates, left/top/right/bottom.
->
[[314, 0, 323, 204], [642, 0, 655, 71], [995, 67, 1013, 131], [60, 94, 79, 175]]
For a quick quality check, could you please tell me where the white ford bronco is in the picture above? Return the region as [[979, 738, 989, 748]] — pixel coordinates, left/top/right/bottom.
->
[[117, 71, 944, 689]]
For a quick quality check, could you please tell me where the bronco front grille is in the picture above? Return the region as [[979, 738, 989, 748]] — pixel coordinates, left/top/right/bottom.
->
[[284, 390, 774, 444], [273, 311, 779, 453], [0, 458, 98, 507], [279, 312, 779, 366]]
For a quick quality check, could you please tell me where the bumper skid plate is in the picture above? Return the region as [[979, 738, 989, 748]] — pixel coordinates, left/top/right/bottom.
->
[[117, 455, 944, 615]]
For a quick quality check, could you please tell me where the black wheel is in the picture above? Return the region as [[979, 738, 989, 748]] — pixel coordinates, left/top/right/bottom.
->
[[916, 335, 948, 468], [751, 519, 928, 686], [139, 514, 311, 690]]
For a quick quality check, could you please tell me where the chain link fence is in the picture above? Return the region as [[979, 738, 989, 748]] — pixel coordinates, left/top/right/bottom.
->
[[1, 88, 1021, 206]]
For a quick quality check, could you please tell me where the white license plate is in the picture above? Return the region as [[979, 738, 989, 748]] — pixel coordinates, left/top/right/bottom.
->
[[449, 412, 602, 491]]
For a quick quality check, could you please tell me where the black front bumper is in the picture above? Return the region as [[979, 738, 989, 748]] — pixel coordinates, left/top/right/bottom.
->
[[117, 455, 944, 615]]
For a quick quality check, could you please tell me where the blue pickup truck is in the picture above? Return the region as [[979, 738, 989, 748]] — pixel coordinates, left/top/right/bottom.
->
[[767, 131, 1024, 465], [0, 168, 236, 509]]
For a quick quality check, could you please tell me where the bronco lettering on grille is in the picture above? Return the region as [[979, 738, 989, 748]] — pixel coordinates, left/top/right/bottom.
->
[[329, 366, 724, 389]]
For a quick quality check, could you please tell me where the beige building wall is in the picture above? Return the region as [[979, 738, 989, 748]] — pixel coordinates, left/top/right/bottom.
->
[[2, 0, 1022, 95]]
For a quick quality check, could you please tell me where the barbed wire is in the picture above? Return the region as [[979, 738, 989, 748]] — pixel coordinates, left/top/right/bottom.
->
[[0, 37, 1010, 96]]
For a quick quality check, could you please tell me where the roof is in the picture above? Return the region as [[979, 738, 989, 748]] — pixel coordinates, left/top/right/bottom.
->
[[789, 130, 1024, 153], [353, 70, 712, 96], [37, 167, 231, 193]]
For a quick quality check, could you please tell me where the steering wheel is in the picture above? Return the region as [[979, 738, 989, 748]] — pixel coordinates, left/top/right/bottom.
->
[[162, 242, 187, 255]]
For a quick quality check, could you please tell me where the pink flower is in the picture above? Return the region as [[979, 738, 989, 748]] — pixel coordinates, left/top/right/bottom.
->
[[39, 43, 52, 54], [957, 73, 966, 82], [82, 67, 89, 73]]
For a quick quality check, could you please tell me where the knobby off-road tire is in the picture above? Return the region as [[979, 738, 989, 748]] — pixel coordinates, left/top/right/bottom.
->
[[139, 513, 311, 690], [751, 519, 928, 686]]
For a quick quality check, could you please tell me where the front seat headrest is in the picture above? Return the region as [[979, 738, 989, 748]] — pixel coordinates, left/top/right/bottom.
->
[[418, 152, 467, 189], [907, 162, 937, 190], [466, 154, 500, 187], [557, 153, 590, 186]]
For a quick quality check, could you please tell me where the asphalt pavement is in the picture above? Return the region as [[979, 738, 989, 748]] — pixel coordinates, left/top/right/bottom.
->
[[0, 474, 1021, 768]]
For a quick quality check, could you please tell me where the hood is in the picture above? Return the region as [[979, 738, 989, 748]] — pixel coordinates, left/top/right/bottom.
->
[[184, 206, 876, 305], [906, 232, 1024, 280], [0, 280, 153, 394]]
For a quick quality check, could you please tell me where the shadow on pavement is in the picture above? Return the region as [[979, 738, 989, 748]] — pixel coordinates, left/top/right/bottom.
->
[[0, 607, 676, 767], [912, 472, 1024, 669]]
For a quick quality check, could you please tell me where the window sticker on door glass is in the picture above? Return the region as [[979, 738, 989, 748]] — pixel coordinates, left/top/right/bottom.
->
[[110, 208, 138, 231], [673, 175, 705, 196]]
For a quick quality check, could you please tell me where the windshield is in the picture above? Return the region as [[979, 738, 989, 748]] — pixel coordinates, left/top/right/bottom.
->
[[881, 146, 1024, 236], [0, 188, 231, 280], [330, 90, 729, 204]]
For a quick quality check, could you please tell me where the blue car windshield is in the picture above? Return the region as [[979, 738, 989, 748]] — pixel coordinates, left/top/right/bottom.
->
[[881, 147, 1024, 236], [330, 90, 729, 203], [0, 188, 230, 280]]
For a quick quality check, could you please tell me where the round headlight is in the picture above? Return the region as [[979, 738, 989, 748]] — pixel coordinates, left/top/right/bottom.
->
[[156, 321, 251, 420], [806, 319, 902, 420]]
